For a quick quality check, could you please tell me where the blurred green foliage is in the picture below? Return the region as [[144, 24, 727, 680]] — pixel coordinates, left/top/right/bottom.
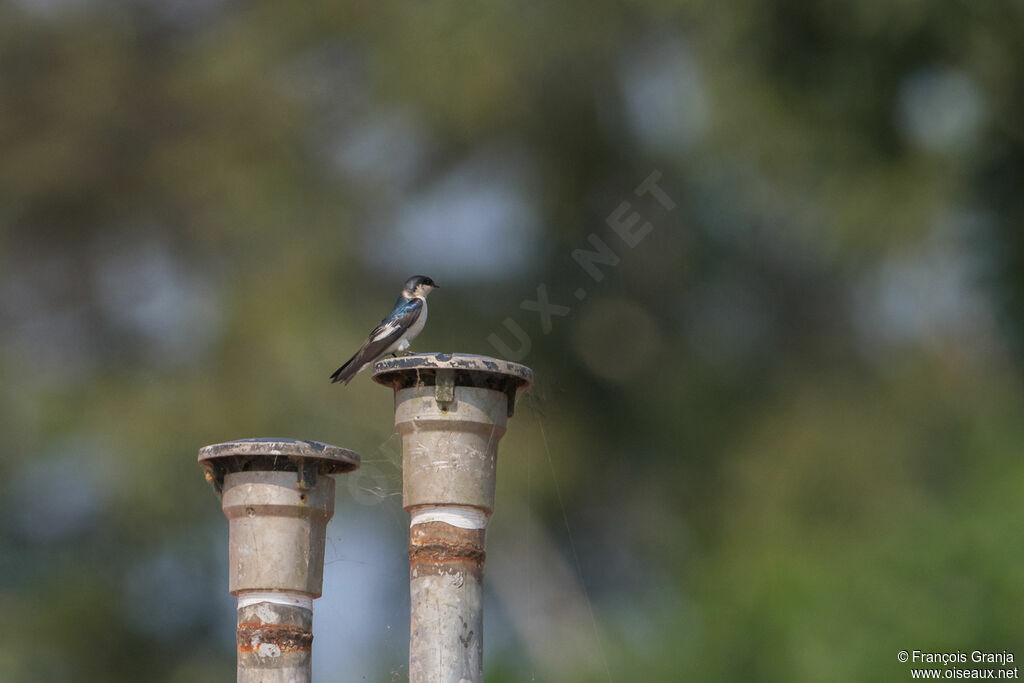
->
[[2, 0, 1024, 681]]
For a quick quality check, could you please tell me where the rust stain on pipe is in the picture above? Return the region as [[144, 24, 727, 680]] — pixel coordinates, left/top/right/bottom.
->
[[409, 521, 486, 578], [237, 622, 314, 654]]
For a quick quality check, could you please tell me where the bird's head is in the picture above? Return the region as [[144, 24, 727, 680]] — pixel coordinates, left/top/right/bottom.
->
[[403, 275, 440, 299]]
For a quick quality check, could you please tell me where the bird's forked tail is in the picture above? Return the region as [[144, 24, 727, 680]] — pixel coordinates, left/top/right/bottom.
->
[[329, 354, 361, 384]]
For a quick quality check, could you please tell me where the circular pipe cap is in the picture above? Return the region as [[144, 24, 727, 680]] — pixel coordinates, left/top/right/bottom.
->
[[372, 353, 533, 418], [371, 352, 533, 389], [198, 438, 360, 493]]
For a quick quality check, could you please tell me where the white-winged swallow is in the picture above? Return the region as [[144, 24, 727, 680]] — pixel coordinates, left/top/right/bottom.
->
[[330, 275, 440, 385]]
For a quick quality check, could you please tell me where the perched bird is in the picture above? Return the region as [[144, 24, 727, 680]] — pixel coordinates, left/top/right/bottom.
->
[[330, 275, 440, 384]]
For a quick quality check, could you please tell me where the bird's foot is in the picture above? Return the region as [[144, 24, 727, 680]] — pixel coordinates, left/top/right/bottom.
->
[[391, 350, 415, 357]]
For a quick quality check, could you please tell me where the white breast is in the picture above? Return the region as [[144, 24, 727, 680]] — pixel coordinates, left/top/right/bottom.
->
[[407, 298, 428, 339]]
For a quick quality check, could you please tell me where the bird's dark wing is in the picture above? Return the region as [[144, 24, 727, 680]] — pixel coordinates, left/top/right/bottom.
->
[[330, 297, 423, 385], [365, 296, 423, 344]]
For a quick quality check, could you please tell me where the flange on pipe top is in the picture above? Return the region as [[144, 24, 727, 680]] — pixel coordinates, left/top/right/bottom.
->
[[198, 437, 360, 493], [371, 352, 534, 417]]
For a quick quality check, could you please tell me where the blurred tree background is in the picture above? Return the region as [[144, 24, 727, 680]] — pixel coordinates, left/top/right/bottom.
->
[[2, 0, 1024, 681]]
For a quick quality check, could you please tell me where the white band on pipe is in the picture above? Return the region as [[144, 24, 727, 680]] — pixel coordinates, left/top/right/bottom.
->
[[237, 590, 313, 611], [409, 504, 489, 530]]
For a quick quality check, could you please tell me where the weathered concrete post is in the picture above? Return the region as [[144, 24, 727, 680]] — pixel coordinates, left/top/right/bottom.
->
[[198, 438, 360, 683], [372, 353, 533, 683]]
